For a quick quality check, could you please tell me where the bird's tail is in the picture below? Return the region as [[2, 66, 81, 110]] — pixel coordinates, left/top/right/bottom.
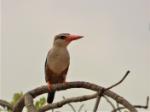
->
[[47, 91, 55, 103]]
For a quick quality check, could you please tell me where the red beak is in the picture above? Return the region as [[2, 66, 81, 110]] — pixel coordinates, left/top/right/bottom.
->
[[66, 34, 83, 42]]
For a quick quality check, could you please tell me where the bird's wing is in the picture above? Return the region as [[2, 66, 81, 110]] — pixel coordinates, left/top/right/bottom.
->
[[45, 58, 69, 83], [45, 58, 50, 82]]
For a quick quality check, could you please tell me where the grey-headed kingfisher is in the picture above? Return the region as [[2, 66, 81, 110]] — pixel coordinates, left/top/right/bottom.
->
[[45, 33, 83, 103]]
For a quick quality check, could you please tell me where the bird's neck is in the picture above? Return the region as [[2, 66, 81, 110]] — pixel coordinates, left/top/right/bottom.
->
[[51, 45, 68, 53], [53, 41, 68, 48]]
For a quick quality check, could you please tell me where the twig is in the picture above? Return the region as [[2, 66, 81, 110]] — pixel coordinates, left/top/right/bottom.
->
[[24, 93, 37, 112], [93, 71, 130, 112], [112, 96, 149, 112], [63, 96, 76, 112], [78, 104, 84, 112], [0, 99, 13, 110], [93, 88, 105, 112], [103, 95, 116, 110], [106, 70, 130, 90], [39, 93, 97, 112]]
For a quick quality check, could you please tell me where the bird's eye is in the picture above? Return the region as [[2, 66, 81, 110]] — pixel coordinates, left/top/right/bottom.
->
[[60, 36, 66, 39]]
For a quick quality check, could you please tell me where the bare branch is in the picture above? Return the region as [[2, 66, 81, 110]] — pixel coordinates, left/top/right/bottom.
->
[[78, 104, 84, 112], [106, 70, 130, 90], [0, 99, 13, 110], [93, 88, 105, 112], [93, 71, 130, 112], [103, 95, 116, 110], [24, 93, 37, 112], [63, 96, 76, 112], [13, 81, 137, 112], [39, 93, 97, 112], [112, 96, 149, 112]]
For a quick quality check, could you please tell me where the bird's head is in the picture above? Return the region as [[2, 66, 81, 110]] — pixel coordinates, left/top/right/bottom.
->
[[53, 33, 83, 47]]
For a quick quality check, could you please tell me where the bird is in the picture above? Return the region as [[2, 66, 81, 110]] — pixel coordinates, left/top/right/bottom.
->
[[45, 33, 83, 103]]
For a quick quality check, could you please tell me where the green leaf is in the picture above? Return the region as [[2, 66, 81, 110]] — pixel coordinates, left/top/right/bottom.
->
[[10, 92, 23, 106], [35, 97, 46, 109]]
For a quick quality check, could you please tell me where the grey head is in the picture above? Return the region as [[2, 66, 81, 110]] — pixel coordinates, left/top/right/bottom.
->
[[53, 33, 83, 47], [54, 33, 70, 40]]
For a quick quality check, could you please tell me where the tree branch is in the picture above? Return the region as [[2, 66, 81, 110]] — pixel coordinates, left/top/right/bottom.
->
[[39, 93, 97, 112], [13, 81, 137, 112], [78, 104, 85, 112], [93, 70, 130, 112], [106, 70, 130, 90], [0, 99, 13, 110], [62, 96, 76, 112], [24, 93, 37, 112], [103, 95, 116, 110], [93, 88, 105, 112], [112, 96, 149, 112]]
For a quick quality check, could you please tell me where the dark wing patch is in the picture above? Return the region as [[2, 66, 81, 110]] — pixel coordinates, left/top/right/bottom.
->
[[45, 58, 69, 83]]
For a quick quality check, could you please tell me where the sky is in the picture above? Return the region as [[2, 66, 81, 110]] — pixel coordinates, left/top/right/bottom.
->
[[1, 0, 150, 111]]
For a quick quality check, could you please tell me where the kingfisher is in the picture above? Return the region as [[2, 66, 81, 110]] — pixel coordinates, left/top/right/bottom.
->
[[45, 33, 83, 103]]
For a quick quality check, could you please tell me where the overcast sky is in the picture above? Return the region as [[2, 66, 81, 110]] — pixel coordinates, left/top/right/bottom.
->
[[1, 0, 150, 111]]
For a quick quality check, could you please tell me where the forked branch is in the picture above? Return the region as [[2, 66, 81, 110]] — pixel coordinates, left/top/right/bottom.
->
[[0, 71, 148, 112]]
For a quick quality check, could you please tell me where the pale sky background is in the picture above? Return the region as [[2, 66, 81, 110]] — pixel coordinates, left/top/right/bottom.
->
[[1, 0, 150, 111]]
